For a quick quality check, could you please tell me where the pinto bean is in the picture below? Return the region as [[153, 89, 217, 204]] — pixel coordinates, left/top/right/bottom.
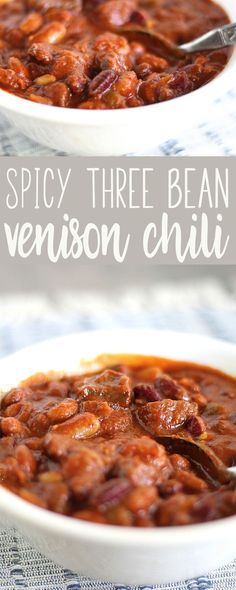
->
[[0, 418, 30, 438], [47, 398, 78, 424], [30, 22, 66, 45], [51, 412, 100, 438]]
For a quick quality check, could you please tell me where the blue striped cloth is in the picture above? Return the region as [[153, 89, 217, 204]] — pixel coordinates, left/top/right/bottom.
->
[[0, 287, 235, 589], [0, 86, 236, 155]]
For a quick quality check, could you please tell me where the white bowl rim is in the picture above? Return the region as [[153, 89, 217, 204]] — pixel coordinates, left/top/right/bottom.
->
[[0, 0, 234, 127], [0, 328, 236, 546]]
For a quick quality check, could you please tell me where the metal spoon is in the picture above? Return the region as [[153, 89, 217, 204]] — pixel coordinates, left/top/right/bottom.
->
[[118, 22, 236, 60], [155, 435, 236, 488]]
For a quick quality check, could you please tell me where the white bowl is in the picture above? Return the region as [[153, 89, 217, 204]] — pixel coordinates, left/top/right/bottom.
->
[[0, 329, 236, 585], [0, 0, 235, 155]]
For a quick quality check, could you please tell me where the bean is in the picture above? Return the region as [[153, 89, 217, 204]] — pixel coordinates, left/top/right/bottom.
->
[[47, 398, 78, 424], [15, 444, 37, 478], [51, 412, 100, 438], [136, 366, 162, 381], [38, 471, 62, 482], [186, 415, 206, 437], [43, 81, 71, 107], [5, 401, 32, 422], [88, 69, 118, 97], [1, 387, 28, 409], [34, 74, 56, 85], [155, 375, 190, 401], [0, 418, 30, 437], [91, 478, 131, 510], [137, 53, 168, 72], [52, 52, 79, 78], [46, 8, 72, 24], [133, 384, 161, 403], [28, 93, 53, 104], [20, 12, 43, 35], [30, 22, 66, 45], [28, 42, 53, 63], [80, 400, 112, 419], [28, 412, 49, 435]]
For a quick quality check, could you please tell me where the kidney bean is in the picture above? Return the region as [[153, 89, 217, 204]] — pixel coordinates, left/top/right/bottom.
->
[[91, 478, 131, 510], [47, 398, 78, 424], [30, 22, 66, 45], [155, 375, 190, 401], [135, 62, 153, 79], [88, 69, 118, 97], [186, 415, 206, 437], [130, 9, 146, 25], [133, 384, 161, 403], [52, 412, 100, 438]]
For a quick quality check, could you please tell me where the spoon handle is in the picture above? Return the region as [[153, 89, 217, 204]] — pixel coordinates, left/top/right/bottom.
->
[[180, 22, 236, 52]]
